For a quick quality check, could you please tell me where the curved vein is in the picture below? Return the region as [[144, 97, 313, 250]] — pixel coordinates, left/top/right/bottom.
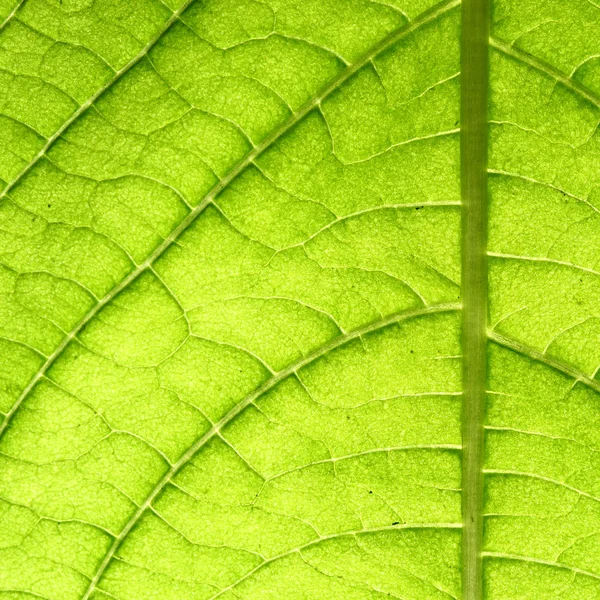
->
[[268, 443, 462, 481], [0, 0, 201, 204], [489, 36, 600, 109], [487, 330, 600, 394], [0, 0, 461, 440], [341, 129, 460, 165], [209, 523, 462, 600], [487, 169, 600, 214], [482, 552, 600, 582], [483, 469, 600, 504], [0, 0, 27, 31], [485, 425, 600, 454], [81, 301, 461, 599], [280, 200, 461, 252], [487, 252, 600, 278]]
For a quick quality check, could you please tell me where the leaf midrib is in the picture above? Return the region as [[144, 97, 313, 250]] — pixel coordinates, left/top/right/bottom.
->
[[460, 0, 489, 598], [0, 0, 461, 438], [461, 14, 600, 600]]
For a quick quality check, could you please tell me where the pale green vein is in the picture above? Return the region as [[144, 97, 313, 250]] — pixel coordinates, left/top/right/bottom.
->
[[485, 425, 600, 453], [0, 0, 461, 440], [110, 522, 461, 599], [490, 37, 600, 109], [342, 128, 460, 165], [0, 0, 198, 203], [483, 470, 600, 504], [279, 201, 462, 253], [209, 523, 463, 600], [0, 0, 26, 31], [268, 443, 463, 481], [488, 330, 600, 394], [460, 0, 489, 597], [487, 170, 600, 215], [482, 552, 600, 582], [488, 252, 600, 278], [81, 302, 461, 599]]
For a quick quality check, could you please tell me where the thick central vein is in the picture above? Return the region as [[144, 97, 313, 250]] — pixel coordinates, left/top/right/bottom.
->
[[460, 0, 489, 598]]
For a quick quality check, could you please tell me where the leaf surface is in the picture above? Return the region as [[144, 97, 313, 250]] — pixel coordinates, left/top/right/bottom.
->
[[0, 0, 598, 598]]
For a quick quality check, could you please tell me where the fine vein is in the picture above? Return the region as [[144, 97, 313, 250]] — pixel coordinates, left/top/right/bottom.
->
[[490, 37, 600, 109], [460, 0, 489, 597], [0, 0, 461, 439], [81, 302, 462, 598], [488, 330, 600, 394]]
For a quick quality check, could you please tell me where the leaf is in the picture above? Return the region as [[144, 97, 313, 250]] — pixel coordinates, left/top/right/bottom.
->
[[0, 0, 599, 598]]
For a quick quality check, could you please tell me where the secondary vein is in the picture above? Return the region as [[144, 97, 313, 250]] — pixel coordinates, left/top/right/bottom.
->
[[0, 0, 27, 31], [0, 0, 461, 439], [490, 37, 600, 109], [488, 330, 600, 394], [460, 0, 489, 597], [0, 0, 198, 203], [81, 302, 461, 599]]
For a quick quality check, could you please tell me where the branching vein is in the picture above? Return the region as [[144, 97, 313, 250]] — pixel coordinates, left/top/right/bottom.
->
[[0, 0, 462, 442], [81, 302, 461, 598]]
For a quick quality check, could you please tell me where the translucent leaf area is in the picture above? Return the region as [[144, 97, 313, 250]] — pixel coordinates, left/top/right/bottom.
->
[[0, 0, 599, 598]]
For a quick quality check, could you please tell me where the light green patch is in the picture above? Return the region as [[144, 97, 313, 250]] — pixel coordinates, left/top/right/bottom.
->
[[1, 0, 600, 598]]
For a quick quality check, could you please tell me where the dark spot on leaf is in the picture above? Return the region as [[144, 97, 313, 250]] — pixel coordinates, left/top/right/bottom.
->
[[392, 521, 399, 525], [368, 490, 372, 494], [47, 204, 51, 208]]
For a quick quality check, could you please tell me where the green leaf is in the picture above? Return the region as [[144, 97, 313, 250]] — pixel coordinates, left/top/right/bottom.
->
[[0, 0, 599, 598]]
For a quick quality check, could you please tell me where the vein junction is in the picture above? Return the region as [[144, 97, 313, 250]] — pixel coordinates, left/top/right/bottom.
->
[[2, 0, 600, 597], [0, 1, 468, 598]]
